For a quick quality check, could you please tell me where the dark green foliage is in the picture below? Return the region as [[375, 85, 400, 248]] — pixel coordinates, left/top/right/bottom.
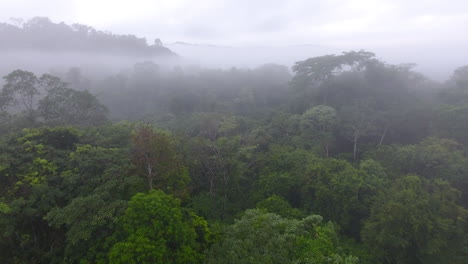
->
[[301, 158, 387, 238], [301, 105, 339, 156], [362, 175, 468, 264], [256, 195, 305, 219], [107, 190, 210, 264], [0, 126, 142, 263], [365, 137, 468, 206], [131, 126, 190, 195], [1, 51, 468, 263], [207, 209, 358, 264]]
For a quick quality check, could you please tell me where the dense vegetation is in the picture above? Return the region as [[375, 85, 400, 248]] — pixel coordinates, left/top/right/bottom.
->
[[1, 50, 468, 263]]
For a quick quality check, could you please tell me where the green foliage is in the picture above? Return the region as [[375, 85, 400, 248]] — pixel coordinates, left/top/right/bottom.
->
[[1, 52, 468, 264], [301, 158, 386, 238], [0, 202, 11, 213], [301, 105, 339, 155], [207, 209, 357, 264], [1, 70, 39, 114], [107, 190, 210, 264], [255, 145, 314, 206], [38, 86, 109, 126], [362, 175, 468, 264], [365, 137, 468, 202], [256, 195, 305, 219], [433, 104, 468, 146], [291, 50, 375, 109], [1, 70, 108, 128], [81, 121, 135, 148], [0, 126, 140, 263], [131, 126, 189, 195]]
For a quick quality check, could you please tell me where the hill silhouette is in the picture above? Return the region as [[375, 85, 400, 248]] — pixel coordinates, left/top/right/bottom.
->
[[0, 17, 176, 57]]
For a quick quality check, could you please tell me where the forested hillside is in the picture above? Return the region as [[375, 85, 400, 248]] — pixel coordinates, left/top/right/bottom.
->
[[0, 17, 175, 57], [1, 50, 468, 263]]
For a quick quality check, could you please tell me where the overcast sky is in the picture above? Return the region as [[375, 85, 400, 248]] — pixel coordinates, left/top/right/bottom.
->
[[1, 0, 468, 47]]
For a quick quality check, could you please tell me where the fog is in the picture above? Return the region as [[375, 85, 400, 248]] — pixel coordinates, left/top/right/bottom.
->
[[0, 41, 465, 83], [2, 3, 468, 263], [0, 50, 179, 77], [0, 1, 465, 124], [167, 42, 468, 81], [1, 0, 467, 82]]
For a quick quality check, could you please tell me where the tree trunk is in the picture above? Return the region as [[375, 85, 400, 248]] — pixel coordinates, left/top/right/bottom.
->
[[209, 174, 214, 196], [353, 136, 358, 161], [378, 127, 389, 146], [147, 164, 153, 190], [202, 161, 216, 197], [353, 118, 364, 161], [221, 171, 228, 220]]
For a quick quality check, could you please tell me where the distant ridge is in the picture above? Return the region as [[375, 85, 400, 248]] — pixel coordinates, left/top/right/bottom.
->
[[170, 41, 324, 49], [171, 42, 231, 48], [166, 41, 340, 69], [0, 17, 176, 57]]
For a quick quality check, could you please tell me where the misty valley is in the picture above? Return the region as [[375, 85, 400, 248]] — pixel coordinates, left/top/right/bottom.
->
[[1, 17, 468, 264]]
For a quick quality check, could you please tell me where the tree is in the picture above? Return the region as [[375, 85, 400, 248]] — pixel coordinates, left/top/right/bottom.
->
[[254, 145, 314, 208], [207, 209, 358, 264], [131, 126, 189, 195], [154, 38, 163, 46], [38, 73, 67, 91], [107, 190, 210, 264], [187, 134, 253, 220], [0, 110, 12, 136], [365, 137, 468, 207], [362, 175, 468, 264], [65, 67, 90, 91], [0, 127, 83, 263], [1, 70, 106, 127], [433, 104, 468, 148], [301, 158, 387, 238], [38, 86, 108, 126], [451, 65, 468, 89], [341, 98, 376, 160], [44, 142, 141, 263], [1, 70, 39, 121], [256, 195, 304, 219], [291, 50, 375, 110], [301, 105, 339, 156]]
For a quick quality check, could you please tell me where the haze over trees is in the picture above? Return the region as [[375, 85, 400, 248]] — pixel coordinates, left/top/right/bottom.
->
[[0, 17, 175, 57], [0, 17, 468, 264]]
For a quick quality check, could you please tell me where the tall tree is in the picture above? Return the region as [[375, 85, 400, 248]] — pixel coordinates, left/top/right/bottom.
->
[[301, 104, 339, 156], [1, 70, 39, 121], [291, 50, 375, 110], [131, 126, 189, 195], [341, 98, 376, 160], [38, 86, 108, 126]]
